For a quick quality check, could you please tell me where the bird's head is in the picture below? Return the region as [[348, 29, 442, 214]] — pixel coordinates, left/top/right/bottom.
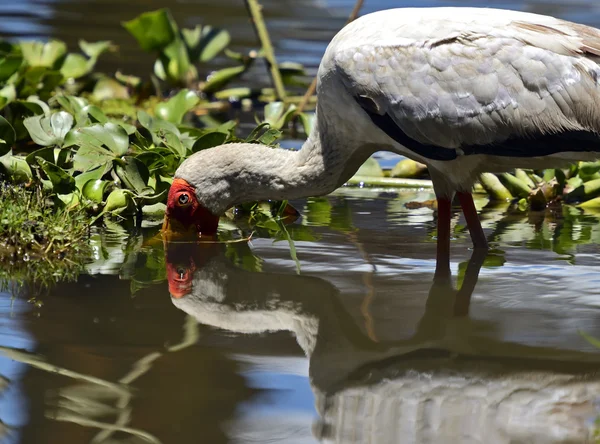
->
[[162, 178, 220, 240], [162, 147, 240, 239]]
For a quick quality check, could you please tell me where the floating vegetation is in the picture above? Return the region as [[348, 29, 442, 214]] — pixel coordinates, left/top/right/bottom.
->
[[0, 184, 91, 293]]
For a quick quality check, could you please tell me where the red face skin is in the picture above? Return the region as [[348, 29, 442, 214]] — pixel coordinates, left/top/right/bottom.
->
[[162, 178, 220, 240], [166, 259, 196, 299]]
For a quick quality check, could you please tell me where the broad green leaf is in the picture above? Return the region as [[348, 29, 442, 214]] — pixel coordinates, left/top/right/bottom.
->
[[55, 94, 88, 116], [25, 96, 50, 116], [80, 105, 108, 125], [82, 179, 111, 202], [154, 89, 199, 124], [202, 64, 247, 94], [139, 188, 168, 206], [60, 53, 91, 79], [56, 192, 79, 209], [20, 40, 66, 68], [79, 40, 112, 59], [23, 111, 73, 146], [122, 9, 176, 52], [164, 132, 186, 157], [115, 71, 141, 87], [103, 189, 135, 215], [192, 131, 227, 152], [182, 25, 202, 59], [162, 39, 191, 83], [264, 102, 297, 130], [69, 122, 129, 155], [92, 77, 129, 101], [0, 84, 16, 109], [198, 27, 230, 62], [72, 145, 115, 172], [26, 147, 55, 167], [0, 116, 15, 156], [0, 52, 22, 81], [74, 165, 107, 190], [36, 157, 75, 194], [298, 112, 315, 136], [21, 68, 63, 99], [115, 156, 150, 193], [0, 153, 32, 183], [142, 202, 166, 218], [258, 128, 282, 146], [137, 111, 184, 156]]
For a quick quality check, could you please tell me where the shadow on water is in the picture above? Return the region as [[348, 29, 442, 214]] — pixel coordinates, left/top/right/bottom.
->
[[2, 190, 600, 442]]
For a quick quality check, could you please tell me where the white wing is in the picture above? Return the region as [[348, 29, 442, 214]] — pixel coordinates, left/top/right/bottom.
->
[[328, 8, 600, 156]]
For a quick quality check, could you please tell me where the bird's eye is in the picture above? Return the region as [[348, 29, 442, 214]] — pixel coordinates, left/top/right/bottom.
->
[[178, 193, 190, 206]]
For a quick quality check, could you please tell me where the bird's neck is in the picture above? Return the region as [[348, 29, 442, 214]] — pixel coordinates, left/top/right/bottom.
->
[[226, 123, 356, 207]]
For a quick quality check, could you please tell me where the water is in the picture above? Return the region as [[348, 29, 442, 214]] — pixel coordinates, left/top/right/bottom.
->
[[2, 1, 600, 443]]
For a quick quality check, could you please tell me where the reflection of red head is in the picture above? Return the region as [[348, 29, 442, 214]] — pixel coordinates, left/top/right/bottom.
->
[[162, 178, 219, 238], [166, 259, 196, 299]]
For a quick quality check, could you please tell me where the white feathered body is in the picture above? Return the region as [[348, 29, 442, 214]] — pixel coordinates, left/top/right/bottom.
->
[[176, 8, 600, 212], [315, 7, 600, 196]]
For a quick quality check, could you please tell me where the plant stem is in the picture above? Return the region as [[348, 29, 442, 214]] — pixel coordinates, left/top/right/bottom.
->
[[244, 0, 287, 101], [295, 0, 364, 115]]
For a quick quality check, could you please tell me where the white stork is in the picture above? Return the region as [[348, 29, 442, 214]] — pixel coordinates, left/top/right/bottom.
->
[[163, 7, 600, 267]]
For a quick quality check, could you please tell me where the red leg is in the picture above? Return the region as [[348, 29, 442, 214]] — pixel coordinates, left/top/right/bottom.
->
[[457, 192, 488, 249], [435, 197, 452, 281]]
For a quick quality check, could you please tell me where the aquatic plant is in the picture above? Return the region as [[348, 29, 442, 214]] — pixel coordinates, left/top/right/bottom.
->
[[0, 184, 91, 293]]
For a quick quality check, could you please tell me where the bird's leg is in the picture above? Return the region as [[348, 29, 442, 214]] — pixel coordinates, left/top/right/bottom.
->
[[456, 192, 488, 249], [434, 197, 452, 281]]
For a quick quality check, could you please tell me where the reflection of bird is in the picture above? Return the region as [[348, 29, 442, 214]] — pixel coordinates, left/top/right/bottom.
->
[[164, 241, 600, 443], [164, 7, 600, 266]]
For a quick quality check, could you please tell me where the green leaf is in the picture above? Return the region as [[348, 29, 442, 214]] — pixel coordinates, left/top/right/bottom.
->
[[36, 157, 75, 194], [80, 105, 108, 125], [0, 154, 32, 183], [60, 53, 91, 79], [69, 122, 129, 155], [20, 40, 67, 68], [0, 53, 22, 82], [115, 156, 150, 193], [26, 146, 54, 167], [103, 189, 135, 214], [82, 179, 111, 202], [92, 77, 129, 101], [154, 89, 199, 124], [74, 165, 107, 190], [0, 84, 16, 110], [72, 145, 115, 172], [23, 111, 74, 146], [79, 40, 112, 59], [182, 25, 202, 59], [55, 94, 88, 116], [198, 27, 231, 62], [0, 116, 16, 156], [258, 128, 282, 146], [162, 38, 192, 83], [192, 131, 227, 152], [122, 9, 176, 52], [263, 102, 297, 130], [139, 188, 168, 206], [202, 65, 247, 94]]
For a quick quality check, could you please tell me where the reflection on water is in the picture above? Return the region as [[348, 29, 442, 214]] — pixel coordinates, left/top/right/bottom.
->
[[2, 189, 600, 442]]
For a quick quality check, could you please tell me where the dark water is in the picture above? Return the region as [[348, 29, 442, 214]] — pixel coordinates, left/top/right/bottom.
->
[[2, 1, 600, 443]]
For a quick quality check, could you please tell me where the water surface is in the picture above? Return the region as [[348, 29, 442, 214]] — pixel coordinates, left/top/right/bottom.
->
[[2, 1, 600, 443]]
